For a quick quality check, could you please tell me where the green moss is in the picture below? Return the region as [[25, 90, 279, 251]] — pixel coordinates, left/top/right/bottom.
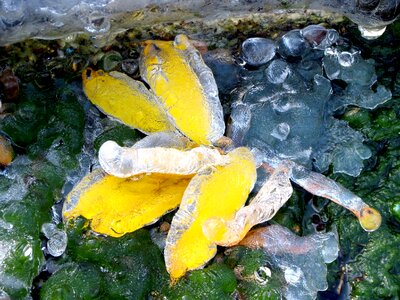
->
[[162, 263, 237, 299], [66, 219, 169, 299], [93, 123, 143, 153], [225, 247, 283, 300], [40, 263, 102, 300]]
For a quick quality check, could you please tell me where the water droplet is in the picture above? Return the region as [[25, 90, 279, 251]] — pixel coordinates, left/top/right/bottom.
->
[[241, 37, 276, 67], [358, 25, 387, 40], [47, 230, 67, 257]]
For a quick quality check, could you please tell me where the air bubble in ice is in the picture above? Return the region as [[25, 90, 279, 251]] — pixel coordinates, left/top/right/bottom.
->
[[338, 51, 355, 67], [41, 222, 67, 257], [241, 37, 276, 67], [266, 59, 290, 84], [47, 230, 68, 257], [271, 122, 290, 141], [84, 12, 110, 34], [41, 223, 57, 238]]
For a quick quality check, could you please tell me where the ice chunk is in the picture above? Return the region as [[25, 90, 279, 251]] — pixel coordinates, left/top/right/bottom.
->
[[235, 74, 331, 169], [241, 37, 276, 67], [41, 223, 67, 257], [83, 12, 110, 34], [265, 59, 291, 84], [0, 0, 25, 27], [202, 166, 293, 246], [311, 118, 372, 177], [277, 30, 310, 58], [323, 49, 377, 86], [1, 1, 399, 46], [140, 35, 225, 145], [239, 225, 339, 300], [0, 156, 32, 204], [301, 25, 339, 50], [295, 59, 323, 81], [332, 83, 392, 110], [165, 147, 257, 280], [98, 141, 229, 178]]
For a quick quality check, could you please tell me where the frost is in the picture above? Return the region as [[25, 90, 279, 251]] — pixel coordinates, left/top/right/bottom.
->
[[240, 225, 339, 300]]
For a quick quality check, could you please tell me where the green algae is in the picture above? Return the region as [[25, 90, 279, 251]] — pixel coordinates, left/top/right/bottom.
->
[[65, 218, 169, 299], [162, 264, 237, 299], [93, 123, 143, 153], [40, 263, 103, 300], [225, 247, 282, 300], [0, 83, 85, 298]]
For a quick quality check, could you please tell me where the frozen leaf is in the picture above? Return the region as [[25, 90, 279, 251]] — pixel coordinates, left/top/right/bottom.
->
[[63, 169, 192, 237], [203, 166, 293, 246], [82, 68, 175, 134], [98, 141, 229, 178], [165, 147, 257, 280], [139, 34, 225, 145]]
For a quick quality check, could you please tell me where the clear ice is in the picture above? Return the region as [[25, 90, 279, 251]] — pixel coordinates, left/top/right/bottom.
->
[[98, 141, 229, 178], [41, 223, 67, 257], [241, 37, 276, 67], [239, 225, 339, 300], [1, 0, 399, 45], [228, 26, 392, 177], [203, 166, 293, 246]]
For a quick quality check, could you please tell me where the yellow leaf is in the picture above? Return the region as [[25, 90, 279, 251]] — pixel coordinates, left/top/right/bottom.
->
[[140, 34, 225, 145], [164, 147, 257, 279], [82, 68, 175, 134], [63, 169, 192, 237]]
